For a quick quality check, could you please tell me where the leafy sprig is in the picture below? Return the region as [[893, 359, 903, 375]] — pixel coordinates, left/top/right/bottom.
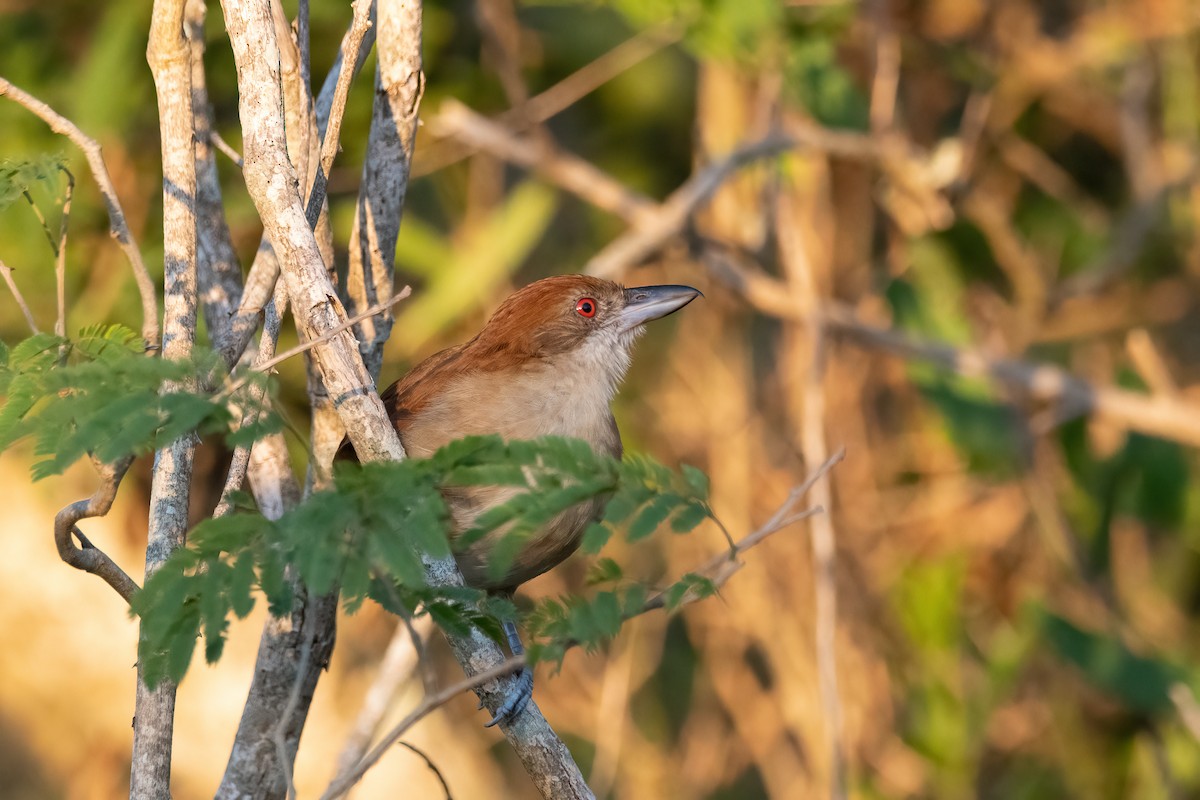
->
[[0, 327, 279, 479], [132, 434, 719, 687]]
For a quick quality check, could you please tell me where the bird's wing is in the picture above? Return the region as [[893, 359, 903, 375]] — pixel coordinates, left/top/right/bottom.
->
[[333, 341, 471, 463]]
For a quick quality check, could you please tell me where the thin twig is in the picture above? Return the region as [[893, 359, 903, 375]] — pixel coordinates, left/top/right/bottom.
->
[[303, 0, 373, 230], [396, 742, 453, 800], [234, 287, 411, 390], [54, 167, 73, 338], [413, 25, 679, 177], [321, 656, 528, 800], [333, 615, 435, 779], [210, 130, 245, 167], [0, 77, 160, 349], [22, 190, 57, 255], [0, 259, 40, 333]]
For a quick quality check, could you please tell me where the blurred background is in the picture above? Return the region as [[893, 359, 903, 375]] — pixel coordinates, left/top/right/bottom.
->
[[5, 0, 1200, 797]]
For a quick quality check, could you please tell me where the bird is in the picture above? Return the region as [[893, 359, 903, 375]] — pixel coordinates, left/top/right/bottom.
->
[[346, 274, 701, 725]]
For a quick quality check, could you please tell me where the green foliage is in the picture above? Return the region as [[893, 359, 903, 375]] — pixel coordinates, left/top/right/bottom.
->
[[0, 329, 278, 479], [1039, 609, 1186, 716], [0, 153, 66, 211], [132, 434, 719, 687]]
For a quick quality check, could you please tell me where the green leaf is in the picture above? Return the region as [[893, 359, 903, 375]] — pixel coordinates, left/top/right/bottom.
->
[[581, 522, 613, 554], [0, 154, 66, 211], [586, 557, 623, 586], [628, 492, 682, 541], [681, 464, 709, 499], [663, 573, 717, 613], [1039, 609, 1182, 715], [670, 502, 710, 533]]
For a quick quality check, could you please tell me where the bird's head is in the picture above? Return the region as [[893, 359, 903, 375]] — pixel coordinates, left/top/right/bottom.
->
[[468, 274, 701, 393]]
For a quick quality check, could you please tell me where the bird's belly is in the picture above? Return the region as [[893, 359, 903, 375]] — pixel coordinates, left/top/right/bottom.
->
[[448, 485, 605, 592]]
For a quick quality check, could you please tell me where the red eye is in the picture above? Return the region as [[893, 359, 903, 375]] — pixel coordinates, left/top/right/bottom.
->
[[575, 297, 597, 318]]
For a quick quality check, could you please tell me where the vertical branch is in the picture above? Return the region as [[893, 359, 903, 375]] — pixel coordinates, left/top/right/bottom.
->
[[346, 0, 424, 381], [777, 192, 846, 799], [220, 1, 594, 796], [186, 0, 246, 357], [133, 0, 197, 798], [53, 168, 73, 338]]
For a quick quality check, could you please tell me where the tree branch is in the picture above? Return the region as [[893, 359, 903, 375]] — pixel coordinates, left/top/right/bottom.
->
[[0, 77, 160, 349], [221, 2, 594, 796], [132, 0, 199, 796], [52, 456, 141, 604], [0, 258, 40, 334], [346, 0, 423, 381]]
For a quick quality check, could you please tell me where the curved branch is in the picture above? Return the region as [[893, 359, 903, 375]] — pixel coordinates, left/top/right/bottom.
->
[[52, 456, 140, 604]]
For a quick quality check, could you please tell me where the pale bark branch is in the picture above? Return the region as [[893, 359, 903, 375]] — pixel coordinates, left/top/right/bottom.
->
[[321, 656, 528, 800], [221, 2, 593, 796], [132, 0, 199, 796], [332, 615, 434, 780], [0, 77, 161, 349]]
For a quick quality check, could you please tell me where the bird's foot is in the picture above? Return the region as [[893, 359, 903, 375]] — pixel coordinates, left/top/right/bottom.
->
[[484, 665, 533, 727]]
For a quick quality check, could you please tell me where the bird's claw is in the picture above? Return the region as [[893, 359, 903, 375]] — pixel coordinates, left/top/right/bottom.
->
[[483, 666, 533, 727]]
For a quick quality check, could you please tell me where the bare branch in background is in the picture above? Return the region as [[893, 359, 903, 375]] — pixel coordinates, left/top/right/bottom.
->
[[0, 259, 40, 334], [0, 77, 160, 349], [777, 191, 846, 800], [414, 25, 679, 176], [333, 615, 435, 778], [432, 101, 658, 225]]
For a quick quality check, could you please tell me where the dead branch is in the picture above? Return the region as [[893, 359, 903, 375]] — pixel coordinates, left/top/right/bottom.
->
[[696, 244, 1200, 450], [0, 77, 160, 349], [0, 259, 40, 334], [413, 25, 678, 177], [432, 100, 658, 226], [253, 288, 412, 381], [321, 656, 528, 800]]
